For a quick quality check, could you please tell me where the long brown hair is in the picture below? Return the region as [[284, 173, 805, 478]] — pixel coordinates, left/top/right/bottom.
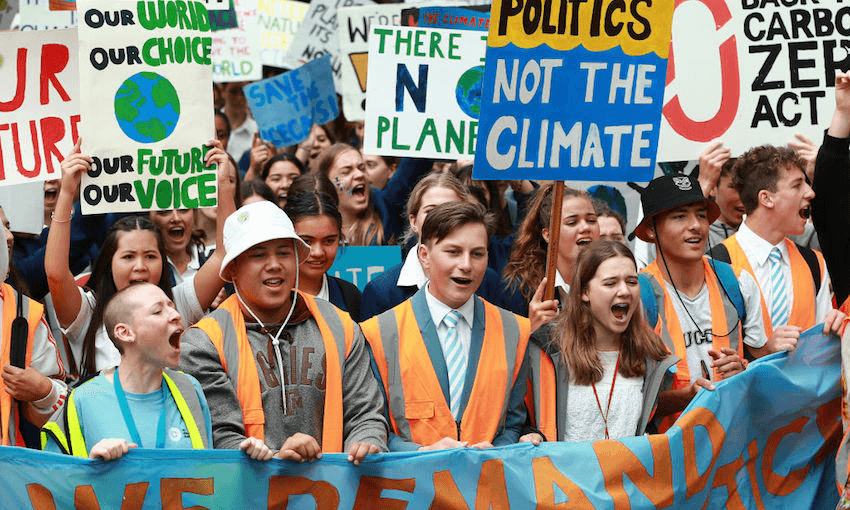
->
[[401, 171, 467, 245], [503, 183, 591, 300], [317, 143, 385, 246], [554, 239, 667, 385]]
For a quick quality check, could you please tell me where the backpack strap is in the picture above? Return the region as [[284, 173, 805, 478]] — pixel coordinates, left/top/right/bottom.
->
[[795, 244, 822, 296], [638, 273, 659, 329], [10, 289, 28, 369], [708, 243, 731, 264], [707, 259, 746, 324]]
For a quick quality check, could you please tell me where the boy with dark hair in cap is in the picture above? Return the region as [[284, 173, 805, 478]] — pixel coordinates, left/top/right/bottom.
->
[[362, 201, 530, 451], [708, 145, 845, 339], [179, 201, 387, 464], [633, 174, 773, 414]]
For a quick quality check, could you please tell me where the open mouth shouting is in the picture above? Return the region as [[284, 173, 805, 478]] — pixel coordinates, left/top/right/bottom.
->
[[576, 236, 593, 247], [611, 302, 630, 321], [166, 225, 187, 245], [684, 234, 704, 246], [799, 205, 811, 220], [168, 328, 183, 351], [450, 276, 474, 287]]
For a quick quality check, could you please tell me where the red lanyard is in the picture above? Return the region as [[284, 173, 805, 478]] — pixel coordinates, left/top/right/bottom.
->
[[591, 353, 621, 440]]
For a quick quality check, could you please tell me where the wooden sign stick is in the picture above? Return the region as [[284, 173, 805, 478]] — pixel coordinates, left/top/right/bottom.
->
[[543, 181, 564, 301]]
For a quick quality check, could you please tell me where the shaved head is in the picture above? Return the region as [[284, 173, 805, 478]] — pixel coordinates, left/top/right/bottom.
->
[[103, 282, 154, 353]]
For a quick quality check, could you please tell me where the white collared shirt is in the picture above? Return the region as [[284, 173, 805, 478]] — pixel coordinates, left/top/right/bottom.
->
[[553, 269, 571, 299], [168, 249, 201, 286], [734, 221, 831, 324], [397, 244, 427, 289], [424, 284, 474, 371], [316, 274, 330, 301]]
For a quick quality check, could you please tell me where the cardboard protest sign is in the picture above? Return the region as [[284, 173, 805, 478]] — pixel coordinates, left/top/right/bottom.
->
[[76, 0, 216, 214], [208, 0, 238, 31], [245, 55, 339, 147], [258, 0, 308, 67], [337, 3, 407, 121], [0, 0, 19, 30], [472, 0, 673, 182], [330, 245, 401, 291], [416, 5, 489, 31], [362, 26, 487, 159], [0, 29, 79, 188], [19, 0, 76, 29], [49, 0, 74, 10], [284, 0, 374, 86], [657, 0, 850, 161], [0, 181, 45, 235], [211, 0, 262, 82]]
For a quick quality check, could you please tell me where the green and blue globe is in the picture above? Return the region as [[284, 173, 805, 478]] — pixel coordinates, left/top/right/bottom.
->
[[114, 72, 180, 143], [456, 65, 484, 119]]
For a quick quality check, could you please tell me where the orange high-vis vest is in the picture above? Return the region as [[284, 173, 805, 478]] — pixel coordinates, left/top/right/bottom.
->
[[189, 292, 353, 453], [524, 343, 557, 442], [641, 258, 743, 388], [362, 297, 529, 446], [720, 236, 824, 335], [0, 283, 42, 447]]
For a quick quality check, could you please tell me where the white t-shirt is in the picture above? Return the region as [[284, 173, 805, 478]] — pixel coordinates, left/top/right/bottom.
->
[[564, 350, 644, 442], [665, 269, 767, 384]]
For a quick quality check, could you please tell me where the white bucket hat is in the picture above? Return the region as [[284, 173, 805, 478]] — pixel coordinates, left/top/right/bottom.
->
[[219, 201, 310, 281]]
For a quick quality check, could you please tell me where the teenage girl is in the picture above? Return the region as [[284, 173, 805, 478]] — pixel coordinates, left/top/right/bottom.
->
[[522, 240, 677, 443], [45, 139, 236, 379], [284, 177, 362, 321], [316, 144, 431, 247], [503, 184, 601, 331]]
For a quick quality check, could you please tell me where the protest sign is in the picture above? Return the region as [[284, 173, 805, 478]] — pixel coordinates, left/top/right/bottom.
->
[[0, 181, 45, 235], [1, 327, 840, 508], [76, 0, 216, 214], [337, 3, 407, 121], [199, 0, 230, 11], [245, 55, 339, 147], [0, 29, 79, 188], [19, 0, 76, 29], [208, 0, 238, 31], [0, 0, 19, 29], [211, 0, 262, 82], [284, 0, 373, 86], [48, 0, 73, 10], [362, 26, 488, 160], [330, 245, 401, 290], [657, 0, 849, 161], [416, 5, 489, 31], [258, 0, 308, 67], [472, 0, 673, 182]]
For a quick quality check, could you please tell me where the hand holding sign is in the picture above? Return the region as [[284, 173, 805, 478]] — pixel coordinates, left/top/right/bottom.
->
[[59, 137, 91, 196]]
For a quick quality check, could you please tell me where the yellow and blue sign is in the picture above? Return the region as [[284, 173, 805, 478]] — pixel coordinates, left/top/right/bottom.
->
[[473, 0, 673, 182]]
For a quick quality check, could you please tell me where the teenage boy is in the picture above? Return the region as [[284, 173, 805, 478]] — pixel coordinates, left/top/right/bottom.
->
[[179, 201, 387, 464], [708, 146, 845, 338], [362, 202, 530, 451], [41, 283, 212, 460], [633, 174, 771, 413]]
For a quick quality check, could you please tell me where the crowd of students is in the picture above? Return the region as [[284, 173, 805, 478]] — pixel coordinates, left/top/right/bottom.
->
[[4, 65, 850, 502]]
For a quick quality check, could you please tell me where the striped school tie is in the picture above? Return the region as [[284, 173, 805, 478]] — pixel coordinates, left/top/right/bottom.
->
[[442, 310, 466, 419], [768, 247, 790, 327]]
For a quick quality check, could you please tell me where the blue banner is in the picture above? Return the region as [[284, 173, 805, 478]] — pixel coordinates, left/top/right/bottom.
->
[[0, 328, 840, 509], [329, 245, 401, 291], [244, 55, 339, 148]]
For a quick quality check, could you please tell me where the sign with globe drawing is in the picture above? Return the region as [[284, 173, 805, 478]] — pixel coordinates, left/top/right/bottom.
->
[[115, 72, 181, 143], [362, 26, 487, 160], [76, 0, 215, 214]]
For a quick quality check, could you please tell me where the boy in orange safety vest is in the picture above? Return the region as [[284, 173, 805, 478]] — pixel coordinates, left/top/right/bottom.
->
[[179, 201, 387, 463], [362, 201, 530, 451], [633, 174, 767, 417]]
